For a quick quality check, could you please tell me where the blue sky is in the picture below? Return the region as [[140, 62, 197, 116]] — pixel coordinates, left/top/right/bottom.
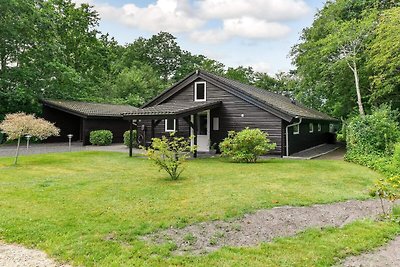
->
[[74, 0, 326, 74]]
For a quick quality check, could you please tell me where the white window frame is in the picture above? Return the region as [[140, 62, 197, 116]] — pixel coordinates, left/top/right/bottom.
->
[[309, 123, 314, 133], [165, 118, 176, 132], [194, 81, 207, 102], [293, 124, 300, 135], [318, 123, 322, 132]]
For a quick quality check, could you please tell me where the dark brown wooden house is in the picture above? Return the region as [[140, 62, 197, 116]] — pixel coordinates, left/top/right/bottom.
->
[[123, 70, 338, 157], [41, 99, 138, 145]]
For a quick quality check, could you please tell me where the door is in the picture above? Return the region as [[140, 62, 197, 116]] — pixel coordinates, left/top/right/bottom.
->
[[192, 111, 210, 152]]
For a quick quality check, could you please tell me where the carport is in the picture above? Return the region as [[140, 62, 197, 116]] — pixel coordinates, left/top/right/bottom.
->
[[41, 99, 138, 145]]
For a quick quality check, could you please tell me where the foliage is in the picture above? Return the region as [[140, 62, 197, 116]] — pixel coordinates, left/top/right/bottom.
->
[[370, 175, 400, 216], [123, 130, 137, 148], [219, 128, 276, 163], [0, 152, 392, 266], [346, 106, 400, 155], [367, 7, 400, 109], [291, 0, 399, 118], [145, 133, 195, 180], [89, 130, 113, 146], [0, 112, 59, 164]]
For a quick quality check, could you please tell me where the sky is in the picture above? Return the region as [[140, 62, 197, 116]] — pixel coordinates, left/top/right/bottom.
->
[[72, 0, 326, 75]]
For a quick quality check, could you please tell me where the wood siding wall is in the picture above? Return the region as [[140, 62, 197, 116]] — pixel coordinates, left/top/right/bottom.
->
[[283, 119, 335, 155], [137, 78, 283, 154], [42, 106, 130, 145]]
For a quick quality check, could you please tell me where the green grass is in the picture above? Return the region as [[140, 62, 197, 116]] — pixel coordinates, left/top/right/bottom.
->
[[0, 151, 395, 266]]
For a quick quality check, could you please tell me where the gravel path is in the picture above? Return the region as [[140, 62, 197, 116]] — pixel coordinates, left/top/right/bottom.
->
[[143, 199, 392, 255], [0, 142, 144, 157], [0, 242, 71, 267], [338, 236, 400, 266]]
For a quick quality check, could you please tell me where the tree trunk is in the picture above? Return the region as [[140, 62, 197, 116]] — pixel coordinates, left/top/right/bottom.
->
[[352, 61, 365, 116], [14, 136, 21, 165]]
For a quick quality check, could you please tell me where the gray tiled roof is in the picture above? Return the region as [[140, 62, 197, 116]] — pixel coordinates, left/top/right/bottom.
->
[[42, 99, 138, 118], [124, 101, 221, 117], [201, 71, 336, 121]]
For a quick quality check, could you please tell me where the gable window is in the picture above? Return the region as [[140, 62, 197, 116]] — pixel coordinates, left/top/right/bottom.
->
[[165, 118, 176, 132], [309, 123, 314, 133], [318, 123, 322, 132], [293, 124, 300, 135], [194, 81, 206, 101]]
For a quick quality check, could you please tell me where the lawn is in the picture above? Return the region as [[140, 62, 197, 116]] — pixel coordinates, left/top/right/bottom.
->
[[0, 151, 398, 266]]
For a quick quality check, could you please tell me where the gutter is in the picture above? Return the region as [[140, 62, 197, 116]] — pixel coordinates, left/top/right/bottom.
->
[[285, 116, 302, 157]]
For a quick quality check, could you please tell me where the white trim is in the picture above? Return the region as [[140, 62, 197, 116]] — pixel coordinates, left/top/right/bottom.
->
[[190, 115, 194, 147], [194, 81, 207, 102], [309, 123, 314, 133], [165, 118, 176, 132]]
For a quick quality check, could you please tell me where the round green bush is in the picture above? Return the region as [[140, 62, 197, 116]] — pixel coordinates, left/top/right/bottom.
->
[[123, 130, 137, 148], [346, 106, 400, 155], [219, 128, 276, 163], [89, 130, 113, 146]]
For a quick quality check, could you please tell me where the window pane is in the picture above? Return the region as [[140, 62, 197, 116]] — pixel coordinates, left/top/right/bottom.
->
[[196, 83, 205, 100], [166, 119, 175, 131], [213, 117, 219, 131], [197, 114, 207, 135]]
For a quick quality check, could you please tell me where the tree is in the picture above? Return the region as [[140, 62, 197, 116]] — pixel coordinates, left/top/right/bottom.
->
[[145, 133, 195, 180], [291, 0, 397, 118], [225, 66, 256, 85], [0, 113, 60, 165], [367, 7, 400, 111]]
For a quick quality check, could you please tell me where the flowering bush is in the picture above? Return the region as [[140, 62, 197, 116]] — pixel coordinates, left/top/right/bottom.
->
[[219, 128, 276, 163], [0, 113, 60, 164]]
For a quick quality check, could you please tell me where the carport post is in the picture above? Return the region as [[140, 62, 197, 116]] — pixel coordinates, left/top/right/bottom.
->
[[129, 120, 133, 157]]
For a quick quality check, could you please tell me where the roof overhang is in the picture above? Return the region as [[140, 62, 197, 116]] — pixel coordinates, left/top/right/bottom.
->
[[123, 101, 222, 120]]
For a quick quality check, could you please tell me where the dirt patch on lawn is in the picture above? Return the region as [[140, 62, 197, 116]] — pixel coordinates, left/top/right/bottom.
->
[[143, 199, 391, 255], [338, 235, 400, 266], [0, 242, 71, 267]]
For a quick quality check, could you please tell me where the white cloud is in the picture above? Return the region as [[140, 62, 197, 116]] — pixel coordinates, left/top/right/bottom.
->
[[190, 17, 290, 44], [196, 0, 310, 21], [87, 0, 204, 33], [249, 62, 272, 73]]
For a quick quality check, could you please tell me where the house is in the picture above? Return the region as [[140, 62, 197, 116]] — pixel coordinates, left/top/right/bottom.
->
[[41, 99, 138, 145], [123, 70, 338, 157]]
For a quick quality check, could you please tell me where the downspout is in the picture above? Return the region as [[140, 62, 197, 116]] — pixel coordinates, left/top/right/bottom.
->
[[285, 116, 302, 157]]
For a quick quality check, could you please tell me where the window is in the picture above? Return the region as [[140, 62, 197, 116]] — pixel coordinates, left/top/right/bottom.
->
[[194, 81, 206, 101], [165, 118, 176, 132], [329, 123, 336, 133], [293, 124, 300, 135], [309, 123, 314, 133], [318, 123, 322, 132], [213, 117, 219, 131]]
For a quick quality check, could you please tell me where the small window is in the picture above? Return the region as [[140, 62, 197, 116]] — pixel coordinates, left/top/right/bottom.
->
[[329, 123, 336, 133], [318, 123, 322, 132], [194, 81, 206, 101], [165, 118, 176, 132], [309, 123, 314, 133], [213, 117, 219, 131], [293, 124, 300, 135]]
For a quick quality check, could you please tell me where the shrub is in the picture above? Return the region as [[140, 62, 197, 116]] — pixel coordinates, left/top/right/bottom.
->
[[219, 128, 276, 163], [393, 143, 400, 169], [89, 130, 113, 146], [123, 130, 137, 148], [145, 133, 195, 180], [370, 175, 400, 217], [346, 105, 400, 155]]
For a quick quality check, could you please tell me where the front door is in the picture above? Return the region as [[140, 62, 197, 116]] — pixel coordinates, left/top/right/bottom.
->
[[193, 111, 210, 152]]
